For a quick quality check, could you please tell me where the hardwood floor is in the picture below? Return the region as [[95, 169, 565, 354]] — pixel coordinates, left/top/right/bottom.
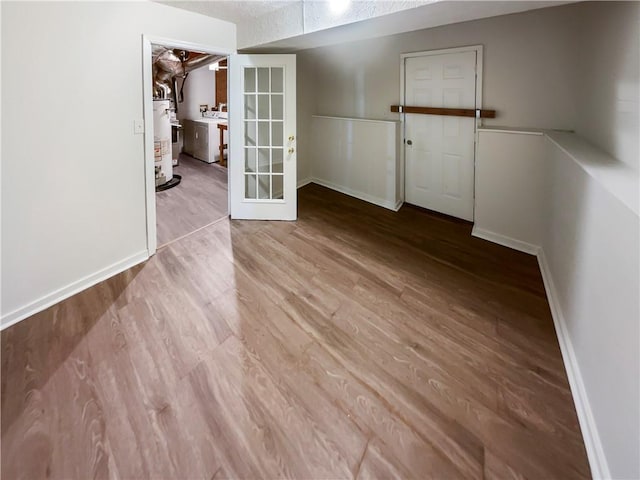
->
[[156, 153, 228, 247], [1, 184, 590, 479]]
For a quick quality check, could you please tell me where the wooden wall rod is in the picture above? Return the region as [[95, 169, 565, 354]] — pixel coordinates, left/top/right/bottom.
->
[[390, 105, 496, 118]]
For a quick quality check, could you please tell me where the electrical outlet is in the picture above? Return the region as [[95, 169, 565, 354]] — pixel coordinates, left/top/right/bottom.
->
[[134, 119, 145, 134]]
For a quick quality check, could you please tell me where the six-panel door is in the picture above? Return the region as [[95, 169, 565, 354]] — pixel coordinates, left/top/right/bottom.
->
[[404, 51, 476, 221]]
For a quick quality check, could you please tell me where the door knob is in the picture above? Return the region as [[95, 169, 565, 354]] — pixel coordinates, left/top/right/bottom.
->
[[288, 148, 295, 154], [288, 135, 295, 141], [406, 139, 412, 145]]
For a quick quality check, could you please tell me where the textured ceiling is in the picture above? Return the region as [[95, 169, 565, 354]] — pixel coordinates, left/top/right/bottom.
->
[[157, 0, 574, 51], [158, 0, 297, 24], [252, 0, 574, 51], [157, 0, 434, 48]]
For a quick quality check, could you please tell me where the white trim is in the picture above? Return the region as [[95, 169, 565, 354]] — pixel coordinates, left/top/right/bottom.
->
[[545, 131, 639, 217], [309, 178, 398, 211], [142, 36, 233, 57], [537, 250, 611, 480], [393, 199, 404, 212], [471, 225, 611, 478], [471, 227, 540, 255], [1, 250, 149, 331], [400, 45, 485, 60], [297, 177, 313, 188], [142, 35, 235, 257], [142, 36, 156, 256], [399, 52, 407, 202], [399, 45, 483, 220], [477, 126, 544, 136], [311, 114, 399, 125]]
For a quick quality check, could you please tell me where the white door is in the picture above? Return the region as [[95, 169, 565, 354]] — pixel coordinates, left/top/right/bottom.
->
[[404, 50, 477, 221], [229, 54, 297, 220]]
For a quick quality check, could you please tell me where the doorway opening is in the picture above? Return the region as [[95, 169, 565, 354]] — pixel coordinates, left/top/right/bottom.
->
[[400, 45, 483, 222], [142, 36, 233, 255]]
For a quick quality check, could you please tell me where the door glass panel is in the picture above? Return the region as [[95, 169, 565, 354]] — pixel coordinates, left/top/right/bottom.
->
[[257, 122, 270, 146], [271, 67, 283, 93], [244, 121, 256, 146], [272, 149, 283, 173], [258, 175, 270, 199], [241, 63, 287, 202], [271, 95, 283, 120], [244, 95, 256, 119], [258, 148, 270, 173], [271, 122, 283, 147], [245, 148, 256, 172], [258, 95, 269, 120], [244, 68, 256, 93], [257, 68, 270, 93], [272, 175, 283, 199], [245, 174, 257, 199]]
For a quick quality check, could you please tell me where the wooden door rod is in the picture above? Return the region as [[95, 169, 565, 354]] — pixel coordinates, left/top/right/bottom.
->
[[391, 105, 496, 118]]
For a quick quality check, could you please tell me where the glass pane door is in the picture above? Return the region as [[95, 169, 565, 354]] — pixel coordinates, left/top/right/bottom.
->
[[229, 54, 296, 221], [243, 66, 285, 201]]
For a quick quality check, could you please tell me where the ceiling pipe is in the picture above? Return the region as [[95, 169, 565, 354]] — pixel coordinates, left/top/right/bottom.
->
[[152, 46, 225, 100]]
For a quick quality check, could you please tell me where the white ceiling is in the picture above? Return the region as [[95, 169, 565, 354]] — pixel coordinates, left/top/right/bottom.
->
[[252, 1, 574, 52], [158, 0, 574, 51], [159, 0, 297, 24]]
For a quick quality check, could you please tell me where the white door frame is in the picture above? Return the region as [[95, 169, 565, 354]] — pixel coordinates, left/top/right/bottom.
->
[[399, 45, 483, 213], [142, 35, 234, 256]]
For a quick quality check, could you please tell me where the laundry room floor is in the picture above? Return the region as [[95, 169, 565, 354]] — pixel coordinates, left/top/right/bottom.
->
[[156, 153, 228, 247]]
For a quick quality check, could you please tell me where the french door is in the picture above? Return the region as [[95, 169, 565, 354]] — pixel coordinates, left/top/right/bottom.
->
[[229, 54, 297, 220]]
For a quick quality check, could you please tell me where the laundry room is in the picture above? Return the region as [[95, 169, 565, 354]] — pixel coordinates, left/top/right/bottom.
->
[[152, 46, 229, 247]]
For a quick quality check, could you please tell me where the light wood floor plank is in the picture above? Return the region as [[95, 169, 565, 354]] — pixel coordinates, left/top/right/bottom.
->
[[156, 153, 228, 247], [1, 183, 590, 479]]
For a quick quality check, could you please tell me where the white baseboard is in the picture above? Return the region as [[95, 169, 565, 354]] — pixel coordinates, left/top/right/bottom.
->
[[1, 250, 149, 331], [308, 177, 398, 211], [393, 199, 404, 212], [471, 226, 540, 255], [297, 177, 313, 189], [471, 227, 609, 477], [537, 250, 610, 480]]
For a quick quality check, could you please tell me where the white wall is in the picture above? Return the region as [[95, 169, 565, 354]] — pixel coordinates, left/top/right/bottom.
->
[[295, 2, 640, 477], [473, 129, 546, 254], [294, 3, 583, 195], [297, 4, 580, 129], [574, 1, 640, 171], [472, 11, 640, 473], [176, 65, 216, 122], [310, 116, 400, 210], [475, 128, 640, 479], [296, 2, 640, 172], [1, 1, 235, 326], [296, 52, 315, 184], [543, 135, 639, 480]]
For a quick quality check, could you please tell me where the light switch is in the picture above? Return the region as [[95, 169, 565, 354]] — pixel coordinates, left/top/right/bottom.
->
[[134, 119, 145, 134]]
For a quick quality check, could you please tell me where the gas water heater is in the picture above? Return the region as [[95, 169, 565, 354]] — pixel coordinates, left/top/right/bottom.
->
[[153, 99, 174, 188]]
